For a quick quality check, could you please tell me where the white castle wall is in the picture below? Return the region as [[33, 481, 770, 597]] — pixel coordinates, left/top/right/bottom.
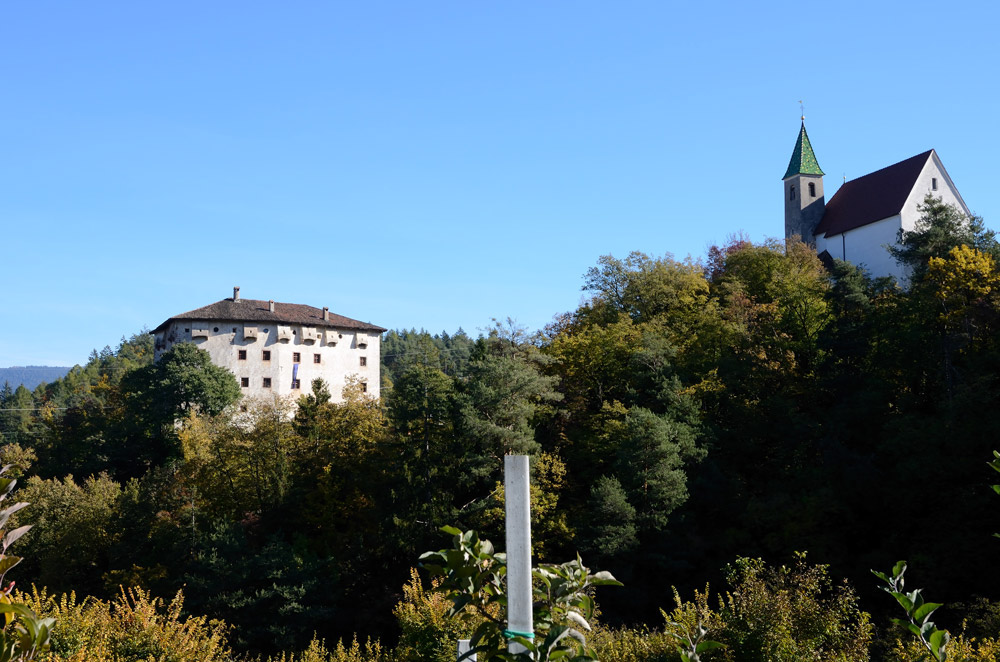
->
[[154, 321, 379, 403]]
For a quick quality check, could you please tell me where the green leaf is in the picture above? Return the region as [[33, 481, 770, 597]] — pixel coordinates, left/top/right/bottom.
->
[[696, 641, 725, 653], [2, 525, 31, 552], [929, 628, 950, 661], [0, 556, 22, 578], [566, 611, 591, 632], [913, 601, 942, 624], [440, 525, 463, 536], [891, 592, 914, 613], [892, 560, 907, 578]]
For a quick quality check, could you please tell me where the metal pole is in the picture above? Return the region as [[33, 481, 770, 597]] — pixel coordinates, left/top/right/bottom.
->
[[504, 454, 533, 654], [457, 639, 476, 661]]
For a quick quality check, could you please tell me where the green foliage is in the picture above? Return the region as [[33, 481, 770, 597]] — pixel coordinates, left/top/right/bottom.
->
[[611, 407, 703, 532], [581, 476, 637, 561], [181, 521, 338, 655], [18, 587, 230, 662], [873, 561, 950, 662], [712, 555, 871, 662], [119, 342, 241, 473], [890, 195, 999, 281], [16, 473, 122, 596], [264, 634, 390, 662], [393, 567, 484, 662], [419, 526, 621, 662]]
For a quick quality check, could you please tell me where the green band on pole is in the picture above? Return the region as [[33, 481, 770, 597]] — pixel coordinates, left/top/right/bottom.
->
[[503, 629, 536, 640]]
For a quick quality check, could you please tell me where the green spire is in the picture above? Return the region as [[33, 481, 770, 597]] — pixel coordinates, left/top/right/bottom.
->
[[783, 121, 824, 179]]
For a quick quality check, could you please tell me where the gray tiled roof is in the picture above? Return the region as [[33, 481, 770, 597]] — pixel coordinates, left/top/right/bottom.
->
[[152, 298, 386, 334]]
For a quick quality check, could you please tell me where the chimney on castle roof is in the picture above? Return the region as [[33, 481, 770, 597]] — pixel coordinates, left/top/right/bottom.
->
[[323, 307, 329, 321], [233, 286, 241, 301], [269, 300, 275, 313]]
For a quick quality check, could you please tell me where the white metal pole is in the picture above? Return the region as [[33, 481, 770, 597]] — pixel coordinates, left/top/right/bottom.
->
[[504, 454, 533, 654]]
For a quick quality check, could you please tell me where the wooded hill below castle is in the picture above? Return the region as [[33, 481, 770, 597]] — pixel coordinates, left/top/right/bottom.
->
[[1, 196, 1000, 660]]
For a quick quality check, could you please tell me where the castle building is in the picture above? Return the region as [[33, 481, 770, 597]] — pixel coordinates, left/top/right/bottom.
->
[[152, 287, 385, 402], [783, 121, 970, 281]]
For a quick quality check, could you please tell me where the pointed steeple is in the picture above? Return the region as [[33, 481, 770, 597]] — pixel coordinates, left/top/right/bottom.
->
[[783, 122, 825, 179]]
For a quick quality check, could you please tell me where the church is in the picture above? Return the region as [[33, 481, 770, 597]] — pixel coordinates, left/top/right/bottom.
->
[[783, 121, 971, 281]]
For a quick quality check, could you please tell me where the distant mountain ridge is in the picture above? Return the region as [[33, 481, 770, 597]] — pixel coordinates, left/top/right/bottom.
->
[[0, 366, 73, 391]]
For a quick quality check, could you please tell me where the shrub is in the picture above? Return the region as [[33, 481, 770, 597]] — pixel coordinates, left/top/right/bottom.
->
[[588, 624, 677, 662], [263, 634, 390, 662], [392, 568, 483, 662], [17, 586, 232, 662], [713, 554, 871, 662]]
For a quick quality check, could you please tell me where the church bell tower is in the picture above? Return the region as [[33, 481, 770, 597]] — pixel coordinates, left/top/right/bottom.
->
[[783, 120, 825, 244]]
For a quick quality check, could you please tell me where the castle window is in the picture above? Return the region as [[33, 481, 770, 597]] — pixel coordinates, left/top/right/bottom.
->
[[360, 356, 367, 367], [291, 379, 301, 390], [790, 185, 796, 200], [293, 352, 301, 363], [241, 377, 249, 388], [263, 377, 272, 388], [361, 382, 368, 393], [262, 350, 271, 361], [808, 182, 816, 197], [313, 354, 321, 364], [932, 177, 938, 191], [238, 350, 247, 360]]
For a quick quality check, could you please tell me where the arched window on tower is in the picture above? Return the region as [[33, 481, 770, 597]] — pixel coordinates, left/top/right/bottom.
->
[[809, 182, 816, 197], [790, 185, 796, 201]]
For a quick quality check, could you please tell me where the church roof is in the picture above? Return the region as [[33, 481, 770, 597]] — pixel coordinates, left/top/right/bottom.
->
[[783, 122, 825, 179], [152, 297, 386, 334], [814, 150, 934, 238]]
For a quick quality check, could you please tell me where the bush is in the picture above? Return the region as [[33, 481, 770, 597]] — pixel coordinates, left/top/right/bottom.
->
[[16, 586, 232, 662], [263, 635, 390, 662], [589, 624, 677, 662], [591, 555, 871, 662], [713, 554, 871, 662], [392, 568, 483, 662]]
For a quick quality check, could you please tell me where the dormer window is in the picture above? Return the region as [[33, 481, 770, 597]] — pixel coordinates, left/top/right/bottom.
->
[[808, 182, 816, 198], [790, 185, 796, 201]]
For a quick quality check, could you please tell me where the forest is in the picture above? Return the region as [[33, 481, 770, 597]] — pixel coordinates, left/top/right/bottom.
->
[[1, 196, 1000, 661]]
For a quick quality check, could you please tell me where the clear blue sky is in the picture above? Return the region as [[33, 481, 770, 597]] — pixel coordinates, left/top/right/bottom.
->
[[4, 1, 998, 367]]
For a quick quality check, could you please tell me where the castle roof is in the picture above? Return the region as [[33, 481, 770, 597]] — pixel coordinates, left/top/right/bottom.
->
[[152, 297, 386, 334], [783, 122, 825, 179], [814, 150, 934, 238]]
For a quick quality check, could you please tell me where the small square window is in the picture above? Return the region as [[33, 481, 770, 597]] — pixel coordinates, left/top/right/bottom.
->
[[361, 382, 368, 393], [292, 379, 301, 389], [263, 377, 272, 388], [313, 353, 321, 364], [808, 182, 816, 198], [240, 377, 249, 388], [262, 350, 271, 361], [238, 350, 247, 360], [293, 352, 301, 363], [360, 356, 367, 367], [932, 177, 938, 191]]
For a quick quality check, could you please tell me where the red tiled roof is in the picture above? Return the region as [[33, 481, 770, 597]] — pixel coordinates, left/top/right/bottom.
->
[[814, 150, 933, 238], [152, 298, 386, 334]]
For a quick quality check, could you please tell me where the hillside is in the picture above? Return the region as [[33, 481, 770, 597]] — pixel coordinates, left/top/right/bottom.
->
[[0, 366, 73, 391]]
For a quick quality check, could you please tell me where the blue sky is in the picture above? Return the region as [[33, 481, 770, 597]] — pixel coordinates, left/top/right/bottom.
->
[[3, 1, 998, 367]]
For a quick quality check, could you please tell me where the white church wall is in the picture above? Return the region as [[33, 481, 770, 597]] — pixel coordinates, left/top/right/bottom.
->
[[900, 154, 970, 232], [817, 215, 905, 281]]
